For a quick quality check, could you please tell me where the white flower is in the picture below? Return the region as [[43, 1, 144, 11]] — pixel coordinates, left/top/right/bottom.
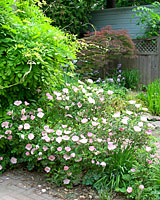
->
[[100, 162, 106, 167], [135, 104, 141, 108], [107, 90, 114, 95], [128, 100, 136, 104], [126, 110, 133, 115], [37, 112, 44, 118], [87, 79, 93, 83], [133, 126, 141, 132], [140, 116, 147, 122], [112, 112, 120, 118], [145, 146, 152, 152]]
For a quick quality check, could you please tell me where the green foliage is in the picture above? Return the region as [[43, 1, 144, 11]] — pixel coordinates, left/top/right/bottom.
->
[[0, 0, 78, 115], [147, 79, 160, 115], [121, 69, 139, 89], [42, 0, 97, 37], [76, 26, 136, 80], [133, 1, 160, 38]]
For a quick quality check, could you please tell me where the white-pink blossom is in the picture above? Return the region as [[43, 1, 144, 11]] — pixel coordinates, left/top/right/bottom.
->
[[28, 133, 34, 140], [37, 112, 44, 118], [10, 157, 17, 164], [24, 123, 30, 130], [14, 100, 22, 106], [44, 167, 51, 173]]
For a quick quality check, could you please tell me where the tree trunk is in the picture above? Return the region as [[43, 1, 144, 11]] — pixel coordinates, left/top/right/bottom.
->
[[106, 0, 116, 8]]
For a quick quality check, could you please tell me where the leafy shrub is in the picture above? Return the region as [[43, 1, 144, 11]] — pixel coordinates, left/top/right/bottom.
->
[[147, 79, 160, 115], [0, 79, 159, 199], [42, 0, 97, 37], [133, 2, 160, 38], [76, 26, 136, 80], [0, 0, 78, 114]]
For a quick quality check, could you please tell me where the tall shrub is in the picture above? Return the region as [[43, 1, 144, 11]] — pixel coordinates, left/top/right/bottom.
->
[[0, 0, 78, 115], [76, 26, 136, 79]]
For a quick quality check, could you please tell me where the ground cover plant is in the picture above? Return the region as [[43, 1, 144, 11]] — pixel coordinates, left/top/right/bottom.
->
[[1, 79, 160, 200]]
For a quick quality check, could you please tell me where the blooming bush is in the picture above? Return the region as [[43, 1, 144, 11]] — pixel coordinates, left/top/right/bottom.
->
[[0, 79, 159, 199]]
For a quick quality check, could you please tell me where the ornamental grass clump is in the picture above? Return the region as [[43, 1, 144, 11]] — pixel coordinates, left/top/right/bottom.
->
[[0, 79, 159, 199]]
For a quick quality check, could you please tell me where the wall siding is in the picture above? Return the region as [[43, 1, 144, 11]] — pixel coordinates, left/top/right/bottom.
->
[[90, 6, 151, 39]]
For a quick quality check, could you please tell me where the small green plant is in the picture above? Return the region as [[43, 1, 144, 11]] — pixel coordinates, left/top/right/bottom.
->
[[147, 79, 160, 115], [121, 69, 139, 89]]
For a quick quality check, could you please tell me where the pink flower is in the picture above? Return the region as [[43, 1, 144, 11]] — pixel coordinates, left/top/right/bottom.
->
[[63, 154, 71, 160], [92, 121, 99, 126], [67, 172, 72, 176], [48, 155, 55, 161], [25, 144, 32, 151], [21, 115, 27, 120], [130, 168, 136, 172], [65, 106, 69, 110], [56, 137, 62, 143], [5, 130, 12, 134], [62, 88, 69, 94], [38, 108, 43, 112], [89, 146, 95, 152], [46, 93, 53, 100], [139, 185, 144, 190], [57, 147, 62, 152], [56, 130, 62, 136], [146, 146, 152, 152], [43, 136, 50, 142], [8, 135, 12, 140], [87, 132, 93, 137], [25, 152, 30, 156], [31, 148, 36, 155], [72, 86, 79, 92], [88, 97, 95, 104], [7, 111, 13, 115], [62, 125, 67, 128], [56, 96, 62, 100], [81, 118, 88, 124], [107, 90, 114, 95], [145, 130, 152, 135], [18, 125, 23, 131], [100, 162, 106, 167], [37, 112, 44, 118], [31, 115, 35, 120], [28, 133, 34, 140], [10, 157, 17, 164], [72, 136, 79, 142], [147, 159, 152, 164], [70, 153, 75, 158], [65, 147, 71, 152], [65, 114, 73, 118], [112, 112, 120, 118], [62, 135, 70, 140], [0, 165, 2, 170], [21, 108, 26, 115], [133, 126, 141, 132], [1, 121, 9, 128], [14, 100, 22, 106], [43, 146, 48, 151], [127, 187, 132, 193], [89, 138, 93, 143], [108, 142, 117, 150], [77, 102, 82, 108], [0, 157, 3, 161], [80, 138, 88, 144], [63, 179, 70, 184], [99, 97, 105, 101], [44, 167, 51, 173], [75, 157, 82, 162], [64, 166, 69, 171], [24, 101, 30, 106], [24, 123, 30, 130]]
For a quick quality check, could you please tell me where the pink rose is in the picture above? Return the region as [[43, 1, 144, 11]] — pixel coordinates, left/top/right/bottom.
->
[[44, 167, 51, 173], [64, 166, 69, 171], [127, 187, 132, 193], [14, 100, 22, 106], [10, 157, 17, 164], [25, 144, 32, 151]]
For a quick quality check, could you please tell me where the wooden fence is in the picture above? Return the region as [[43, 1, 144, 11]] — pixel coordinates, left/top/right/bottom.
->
[[104, 37, 160, 85]]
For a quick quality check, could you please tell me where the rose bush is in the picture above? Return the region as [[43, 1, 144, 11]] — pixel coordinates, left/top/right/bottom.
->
[[0, 79, 159, 199]]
